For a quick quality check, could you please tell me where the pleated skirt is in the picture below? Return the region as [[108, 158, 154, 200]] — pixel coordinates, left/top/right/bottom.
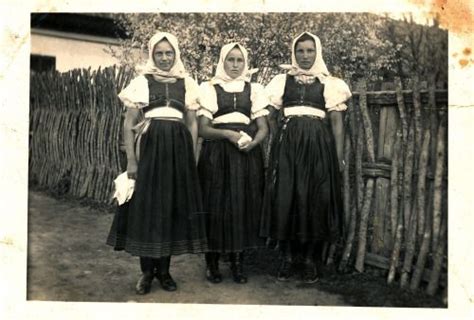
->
[[106, 119, 208, 258], [260, 116, 343, 243], [198, 123, 265, 252]]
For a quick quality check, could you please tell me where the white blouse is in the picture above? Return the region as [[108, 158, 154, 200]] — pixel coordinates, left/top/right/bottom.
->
[[265, 74, 352, 112], [118, 75, 201, 111], [197, 81, 269, 124]]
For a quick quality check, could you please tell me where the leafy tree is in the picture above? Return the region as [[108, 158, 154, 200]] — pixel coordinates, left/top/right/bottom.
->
[[382, 13, 448, 86]]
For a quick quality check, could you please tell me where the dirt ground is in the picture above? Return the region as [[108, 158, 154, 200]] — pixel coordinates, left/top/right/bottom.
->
[[27, 190, 445, 307]]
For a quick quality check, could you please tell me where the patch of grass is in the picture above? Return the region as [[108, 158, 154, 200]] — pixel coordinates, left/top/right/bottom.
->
[[316, 268, 445, 308], [244, 248, 445, 308]]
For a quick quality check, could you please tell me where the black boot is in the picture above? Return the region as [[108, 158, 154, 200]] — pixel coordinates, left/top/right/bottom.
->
[[229, 252, 247, 284], [136, 257, 154, 295], [205, 252, 223, 284], [302, 259, 319, 284], [277, 241, 293, 281], [277, 256, 293, 281], [156, 256, 177, 291], [301, 241, 320, 284]]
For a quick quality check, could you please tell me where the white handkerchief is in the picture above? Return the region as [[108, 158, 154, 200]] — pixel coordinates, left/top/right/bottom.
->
[[113, 172, 135, 205], [237, 131, 253, 148]]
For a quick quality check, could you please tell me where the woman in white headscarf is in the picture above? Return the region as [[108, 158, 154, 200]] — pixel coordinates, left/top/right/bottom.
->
[[260, 32, 351, 283], [197, 43, 269, 284], [107, 32, 208, 294]]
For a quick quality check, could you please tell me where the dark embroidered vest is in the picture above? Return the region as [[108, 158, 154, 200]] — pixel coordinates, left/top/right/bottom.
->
[[213, 82, 252, 118], [143, 74, 186, 113], [282, 75, 326, 111]]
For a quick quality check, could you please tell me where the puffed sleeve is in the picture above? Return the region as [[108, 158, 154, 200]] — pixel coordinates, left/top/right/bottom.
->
[[184, 77, 201, 111], [264, 74, 287, 110], [117, 75, 149, 108], [323, 76, 352, 112], [250, 83, 270, 119], [196, 81, 218, 119]]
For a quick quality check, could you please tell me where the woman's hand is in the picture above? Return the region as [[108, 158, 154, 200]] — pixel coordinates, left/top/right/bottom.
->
[[245, 116, 268, 152], [226, 130, 242, 147], [127, 161, 138, 180], [239, 141, 256, 152]]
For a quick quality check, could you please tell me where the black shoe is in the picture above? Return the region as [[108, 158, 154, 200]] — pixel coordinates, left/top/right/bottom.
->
[[157, 273, 177, 291], [230, 252, 247, 284], [277, 258, 293, 281], [206, 266, 223, 284], [302, 261, 319, 284], [154, 256, 177, 291], [135, 273, 154, 295], [205, 253, 223, 284]]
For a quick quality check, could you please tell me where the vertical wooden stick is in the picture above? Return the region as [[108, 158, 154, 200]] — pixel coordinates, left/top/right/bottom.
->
[[427, 214, 447, 296], [358, 79, 375, 163], [338, 204, 357, 272], [422, 77, 438, 242], [355, 178, 375, 273], [403, 120, 415, 241], [432, 116, 446, 251], [412, 75, 423, 169], [411, 207, 433, 289], [387, 200, 404, 285], [343, 134, 351, 230], [355, 119, 364, 212], [395, 77, 408, 144], [389, 130, 401, 240], [399, 199, 418, 289], [409, 129, 431, 290], [345, 77, 357, 152]]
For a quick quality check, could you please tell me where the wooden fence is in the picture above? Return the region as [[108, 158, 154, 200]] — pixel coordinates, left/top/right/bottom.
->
[[337, 77, 448, 297], [29, 66, 448, 296], [29, 66, 134, 203]]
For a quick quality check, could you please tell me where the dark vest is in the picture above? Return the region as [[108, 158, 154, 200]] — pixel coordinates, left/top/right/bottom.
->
[[282, 75, 326, 110], [143, 74, 186, 113], [213, 82, 252, 118]]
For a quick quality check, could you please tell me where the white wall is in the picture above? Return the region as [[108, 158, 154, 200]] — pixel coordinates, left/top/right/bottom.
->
[[31, 31, 122, 72]]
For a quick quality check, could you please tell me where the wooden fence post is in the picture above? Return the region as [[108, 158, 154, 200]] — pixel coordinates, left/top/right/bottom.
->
[[410, 130, 433, 290], [339, 132, 356, 272], [354, 79, 376, 273], [432, 113, 447, 252], [370, 82, 399, 256], [402, 119, 416, 242]]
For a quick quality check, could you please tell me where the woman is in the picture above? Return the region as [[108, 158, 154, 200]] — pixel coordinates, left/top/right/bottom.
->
[[261, 32, 351, 283], [197, 43, 269, 284], [106, 32, 208, 294]]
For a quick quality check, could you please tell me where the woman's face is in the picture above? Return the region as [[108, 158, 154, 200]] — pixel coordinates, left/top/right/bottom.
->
[[153, 39, 175, 72], [294, 39, 316, 70], [223, 47, 245, 79]]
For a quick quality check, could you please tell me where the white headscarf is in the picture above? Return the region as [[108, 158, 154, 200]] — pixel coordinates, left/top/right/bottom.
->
[[139, 32, 188, 82], [210, 42, 258, 86], [280, 32, 330, 84]]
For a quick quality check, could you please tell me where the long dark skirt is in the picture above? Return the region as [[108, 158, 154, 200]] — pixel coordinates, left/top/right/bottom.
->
[[198, 123, 265, 252], [260, 116, 343, 243], [107, 119, 208, 258]]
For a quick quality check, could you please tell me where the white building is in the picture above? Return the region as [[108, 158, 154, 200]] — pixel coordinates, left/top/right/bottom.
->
[[30, 13, 135, 73]]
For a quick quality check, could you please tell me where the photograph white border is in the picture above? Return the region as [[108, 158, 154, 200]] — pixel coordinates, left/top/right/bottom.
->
[[1, 0, 472, 319]]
